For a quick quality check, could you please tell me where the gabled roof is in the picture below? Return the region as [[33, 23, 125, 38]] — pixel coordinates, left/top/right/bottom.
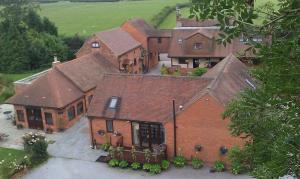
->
[[177, 18, 219, 27], [95, 28, 141, 57], [185, 29, 215, 39], [203, 53, 255, 105], [7, 68, 84, 109], [123, 18, 155, 37], [87, 75, 211, 122], [56, 52, 118, 92]]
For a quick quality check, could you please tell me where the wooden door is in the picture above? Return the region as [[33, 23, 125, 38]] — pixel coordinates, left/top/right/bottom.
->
[[26, 107, 43, 130]]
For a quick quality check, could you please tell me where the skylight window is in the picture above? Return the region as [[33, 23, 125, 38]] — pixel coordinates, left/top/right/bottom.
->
[[109, 97, 118, 109], [245, 79, 256, 90]]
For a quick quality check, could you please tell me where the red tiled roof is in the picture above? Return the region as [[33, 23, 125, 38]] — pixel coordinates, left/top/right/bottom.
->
[[7, 68, 84, 108], [56, 52, 118, 92], [177, 18, 219, 27], [168, 28, 253, 58], [95, 28, 141, 57], [87, 75, 211, 122]]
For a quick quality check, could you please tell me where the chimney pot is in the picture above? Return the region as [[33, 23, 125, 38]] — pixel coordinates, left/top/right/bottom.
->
[[52, 56, 61, 67]]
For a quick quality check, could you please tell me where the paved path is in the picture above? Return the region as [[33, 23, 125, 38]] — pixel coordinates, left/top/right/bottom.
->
[[47, 117, 106, 161], [148, 54, 171, 75], [23, 158, 253, 179]]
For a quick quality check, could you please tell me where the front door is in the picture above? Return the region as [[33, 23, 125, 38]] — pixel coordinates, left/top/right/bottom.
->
[[26, 107, 43, 130], [193, 59, 200, 68]]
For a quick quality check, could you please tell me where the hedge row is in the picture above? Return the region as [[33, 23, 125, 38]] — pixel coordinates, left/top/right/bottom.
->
[[151, 2, 191, 28]]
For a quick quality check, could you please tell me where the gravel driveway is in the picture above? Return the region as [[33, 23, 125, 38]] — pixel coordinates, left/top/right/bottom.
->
[[23, 158, 253, 179]]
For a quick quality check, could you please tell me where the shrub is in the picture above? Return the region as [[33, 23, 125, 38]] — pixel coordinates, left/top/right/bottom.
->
[[228, 146, 251, 174], [149, 164, 161, 175], [160, 64, 168, 75], [143, 149, 151, 163], [143, 163, 151, 171], [191, 68, 208, 76], [108, 159, 119, 167], [22, 132, 48, 165], [173, 70, 181, 76], [108, 146, 116, 159], [131, 162, 141, 170], [131, 146, 137, 161], [118, 160, 129, 168], [17, 124, 23, 129], [161, 160, 170, 170], [117, 146, 124, 159], [173, 156, 186, 168], [100, 142, 110, 152], [191, 158, 203, 169], [214, 160, 225, 172]]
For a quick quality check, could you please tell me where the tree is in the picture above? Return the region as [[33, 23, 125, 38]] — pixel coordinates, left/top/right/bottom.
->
[[190, 0, 300, 178], [0, 0, 67, 73]]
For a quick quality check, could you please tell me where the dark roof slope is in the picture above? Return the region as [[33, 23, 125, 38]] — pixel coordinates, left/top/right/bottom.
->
[[87, 75, 211, 122], [7, 68, 84, 108], [56, 52, 118, 92], [95, 28, 141, 57], [203, 53, 255, 105]]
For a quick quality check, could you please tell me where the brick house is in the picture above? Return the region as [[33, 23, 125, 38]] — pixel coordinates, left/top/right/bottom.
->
[[77, 28, 143, 74], [87, 54, 255, 165], [121, 18, 172, 72], [7, 52, 118, 132]]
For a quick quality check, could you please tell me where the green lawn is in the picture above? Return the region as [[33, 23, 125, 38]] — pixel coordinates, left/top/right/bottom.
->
[[39, 0, 188, 36], [0, 147, 26, 179]]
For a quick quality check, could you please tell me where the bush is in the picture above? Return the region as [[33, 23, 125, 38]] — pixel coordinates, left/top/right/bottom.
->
[[160, 64, 168, 75], [108, 159, 119, 167], [191, 158, 203, 169], [118, 160, 129, 168], [131, 162, 141, 170], [161, 160, 170, 170], [100, 142, 110, 152], [191, 68, 208, 76], [149, 164, 161, 175], [173, 70, 181, 76], [16, 124, 23, 129], [214, 160, 225, 172], [228, 146, 251, 175], [143, 163, 151, 171], [22, 132, 48, 165], [173, 156, 186, 168]]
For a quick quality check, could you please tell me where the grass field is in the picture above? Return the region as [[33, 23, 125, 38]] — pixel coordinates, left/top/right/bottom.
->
[[39, 0, 188, 36], [0, 147, 26, 179]]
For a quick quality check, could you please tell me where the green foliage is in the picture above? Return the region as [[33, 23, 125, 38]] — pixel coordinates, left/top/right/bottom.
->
[[172, 70, 181, 76], [191, 68, 207, 76], [213, 160, 225, 172], [191, 0, 300, 178], [131, 146, 137, 161], [100, 142, 111, 152], [142, 163, 151, 171], [161, 160, 170, 170], [172, 156, 186, 168], [191, 158, 203, 169], [108, 146, 116, 159], [228, 146, 251, 175], [160, 64, 168, 75], [22, 132, 49, 166], [117, 146, 124, 160], [149, 164, 161, 175], [143, 149, 151, 163], [131, 162, 141, 170], [108, 159, 119, 167], [118, 160, 129, 168]]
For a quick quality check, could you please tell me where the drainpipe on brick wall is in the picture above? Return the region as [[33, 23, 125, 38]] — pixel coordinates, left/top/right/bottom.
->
[[89, 118, 95, 149], [172, 99, 177, 157]]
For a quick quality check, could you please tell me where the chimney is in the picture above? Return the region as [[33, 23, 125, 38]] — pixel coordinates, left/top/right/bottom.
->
[[176, 5, 181, 21], [52, 55, 61, 67]]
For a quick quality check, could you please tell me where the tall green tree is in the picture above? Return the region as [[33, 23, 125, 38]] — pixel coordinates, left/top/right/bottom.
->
[[190, 0, 300, 178], [0, 0, 67, 73]]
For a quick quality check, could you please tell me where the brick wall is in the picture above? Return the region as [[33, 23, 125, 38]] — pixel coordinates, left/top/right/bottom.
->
[[165, 94, 244, 166]]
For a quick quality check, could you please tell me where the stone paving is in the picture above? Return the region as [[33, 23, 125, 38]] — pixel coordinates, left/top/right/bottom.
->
[[148, 54, 171, 75]]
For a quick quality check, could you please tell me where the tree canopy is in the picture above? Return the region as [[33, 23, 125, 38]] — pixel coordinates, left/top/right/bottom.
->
[[190, 0, 300, 178], [0, 0, 67, 73]]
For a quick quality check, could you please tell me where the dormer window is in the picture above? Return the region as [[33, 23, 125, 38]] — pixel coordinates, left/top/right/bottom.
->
[[92, 42, 100, 48], [194, 43, 203, 49], [109, 96, 119, 109]]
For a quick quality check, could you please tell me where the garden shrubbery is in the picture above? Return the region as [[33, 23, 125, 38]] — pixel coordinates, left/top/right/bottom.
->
[[191, 67, 208, 76]]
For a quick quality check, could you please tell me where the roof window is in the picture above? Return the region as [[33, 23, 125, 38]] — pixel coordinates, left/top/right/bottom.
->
[[92, 42, 100, 48], [109, 97, 119, 109]]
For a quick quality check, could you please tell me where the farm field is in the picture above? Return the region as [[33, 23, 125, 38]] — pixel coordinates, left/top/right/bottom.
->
[[39, 0, 188, 36]]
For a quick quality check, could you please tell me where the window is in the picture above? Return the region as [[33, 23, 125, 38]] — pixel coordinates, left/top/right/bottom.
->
[[67, 106, 76, 121], [134, 58, 137, 65], [178, 38, 183, 44], [194, 43, 203, 49], [109, 97, 118, 109], [44, 112, 53, 125], [92, 42, 100, 48], [106, 120, 113, 133], [178, 58, 187, 64], [158, 38, 162, 44], [16, 110, 24, 122], [77, 102, 84, 115], [88, 95, 93, 104]]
